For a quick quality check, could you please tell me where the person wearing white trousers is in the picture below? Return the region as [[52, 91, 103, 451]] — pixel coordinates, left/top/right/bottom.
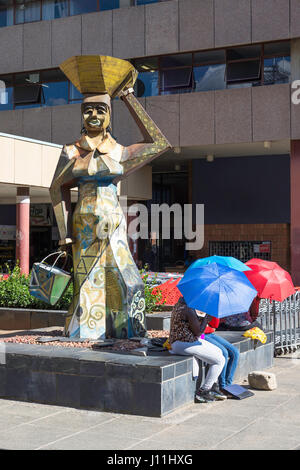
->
[[169, 298, 226, 403]]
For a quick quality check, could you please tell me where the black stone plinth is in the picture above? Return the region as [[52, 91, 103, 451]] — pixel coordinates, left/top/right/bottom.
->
[[0, 330, 274, 417]]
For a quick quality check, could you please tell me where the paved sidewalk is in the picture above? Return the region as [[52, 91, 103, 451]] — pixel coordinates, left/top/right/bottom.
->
[[0, 351, 299, 450]]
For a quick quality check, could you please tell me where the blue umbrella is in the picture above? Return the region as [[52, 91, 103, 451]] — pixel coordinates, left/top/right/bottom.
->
[[187, 255, 251, 273], [177, 262, 257, 318]]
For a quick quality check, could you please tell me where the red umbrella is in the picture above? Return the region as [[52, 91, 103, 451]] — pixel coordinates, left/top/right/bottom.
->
[[245, 258, 295, 301]]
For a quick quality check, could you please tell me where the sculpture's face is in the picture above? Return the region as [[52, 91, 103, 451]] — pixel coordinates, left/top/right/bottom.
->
[[82, 103, 110, 133]]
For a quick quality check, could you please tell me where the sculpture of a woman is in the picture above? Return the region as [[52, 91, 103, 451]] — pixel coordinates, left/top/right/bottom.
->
[[50, 56, 171, 340]]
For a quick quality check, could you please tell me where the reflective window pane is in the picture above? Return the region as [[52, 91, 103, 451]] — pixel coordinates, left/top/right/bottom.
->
[[136, 0, 158, 5], [14, 84, 42, 107], [264, 41, 290, 57], [100, 0, 119, 11], [135, 71, 158, 97], [15, 1, 41, 24], [133, 57, 158, 72], [194, 64, 226, 92], [69, 82, 83, 102], [0, 75, 13, 110], [0, 5, 13, 27], [15, 72, 40, 85], [264, 56, 290, 85], [161, 53, 192, 68], [193, 49, 225, 65], [161, 68, 192, 94], [41, 68, 66, 82], [227, 60, 261, 83], [227, 45, 261, 61], [70, 0, 98, 15], [42, 0, 68, 20], [43, 81, 68, 106]]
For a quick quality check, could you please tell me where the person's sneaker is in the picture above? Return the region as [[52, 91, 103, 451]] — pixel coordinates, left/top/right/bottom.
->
[[211, 383, 227, 401], [194, 388, 216, 403]]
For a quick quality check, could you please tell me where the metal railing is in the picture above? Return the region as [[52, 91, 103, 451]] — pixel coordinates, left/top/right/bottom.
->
[[259, 291, 300, 356]]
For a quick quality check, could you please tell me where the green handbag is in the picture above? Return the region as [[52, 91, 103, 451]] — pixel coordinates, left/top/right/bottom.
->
[[29, 251, 72, 306]]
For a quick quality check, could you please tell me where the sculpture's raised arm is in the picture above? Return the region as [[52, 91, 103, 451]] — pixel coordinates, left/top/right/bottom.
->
[[49, 146, 76, 247], [118, 88, 172, 178]]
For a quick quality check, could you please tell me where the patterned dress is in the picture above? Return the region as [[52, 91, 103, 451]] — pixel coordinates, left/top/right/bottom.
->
[[169, 298, 207, 344], [62, 135, 146, 340]]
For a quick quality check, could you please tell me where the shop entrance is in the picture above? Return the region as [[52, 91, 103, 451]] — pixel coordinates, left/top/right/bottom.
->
[[138, 171, 189, 272]]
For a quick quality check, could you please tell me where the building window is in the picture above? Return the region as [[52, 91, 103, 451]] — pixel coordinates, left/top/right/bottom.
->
[[100, 0, 119, 10], [69, 82, 83, 102], [264, 57, 290, 85], [14, 84, 43, 107], [209, 241, 271, 263], [0, 1, 13, 27], [69, 0, 98, 16], [133, 57, 159, 98], [0, 41, 292, 112], [226, 45, 262, 86], [0, 0, 161, 27], [263, 41, 291, 85], [0, 75, 13, 110], [42, 0, 68, 20], [135, 0, 161, 4], [15, 0, 42, 24]]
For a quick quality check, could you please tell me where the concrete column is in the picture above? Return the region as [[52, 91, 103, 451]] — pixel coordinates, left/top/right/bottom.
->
[[16, 187, 30, 276]]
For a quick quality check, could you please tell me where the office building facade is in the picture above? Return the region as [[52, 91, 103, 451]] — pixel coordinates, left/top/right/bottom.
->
[[0, 0, 299, 281]]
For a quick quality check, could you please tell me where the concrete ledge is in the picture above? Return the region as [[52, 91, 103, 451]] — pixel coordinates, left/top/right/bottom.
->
[[0, 308, 65, 330], [146, 312, 172, 330], [0, 330, 274, 417]]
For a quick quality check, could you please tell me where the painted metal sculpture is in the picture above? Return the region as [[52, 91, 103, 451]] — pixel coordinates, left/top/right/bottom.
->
[[50, 56, 171, 340]]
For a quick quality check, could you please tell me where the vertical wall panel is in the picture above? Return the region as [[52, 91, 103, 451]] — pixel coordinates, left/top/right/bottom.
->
[[51, 16, 82, 68], [252, 0, 290, 42], [215, 88, 252, 144], [146, 94, 180, 147], [179, 0, 214, 52], [82, 10, 113, 56], [252, 84, 290, 141], [24, 21, 52, 71], [215, 0, 251, 47], [0, 110, 24, 137], [291, 0, 300, 38], [113, 6, 145, 59], [112, 98, 145, 147], [145, 1, 179, 56], [51, 104, 82, 145], [23, 108, 52, 143], [0, 25, 23, 74], [180, 92, 214, 147]]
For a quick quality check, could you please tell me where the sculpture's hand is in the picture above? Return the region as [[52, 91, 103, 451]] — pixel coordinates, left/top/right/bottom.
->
[[58, 238, 74, 256], [118, 87, 134, 100]]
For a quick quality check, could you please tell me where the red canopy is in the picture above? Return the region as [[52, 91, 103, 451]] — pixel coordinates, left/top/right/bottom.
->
[[245, 258, 295, 302], [152, 278, 182, 305]]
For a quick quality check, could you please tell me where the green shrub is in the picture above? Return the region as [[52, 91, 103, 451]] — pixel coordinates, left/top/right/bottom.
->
[[0, 265, 162, 314], [140, 269, 165, 314]]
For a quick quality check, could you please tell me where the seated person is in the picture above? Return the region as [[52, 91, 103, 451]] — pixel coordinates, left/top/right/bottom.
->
[[219, 296, 262, 331], [169, 297, 226, 403], [204, 317, 240, 392]]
